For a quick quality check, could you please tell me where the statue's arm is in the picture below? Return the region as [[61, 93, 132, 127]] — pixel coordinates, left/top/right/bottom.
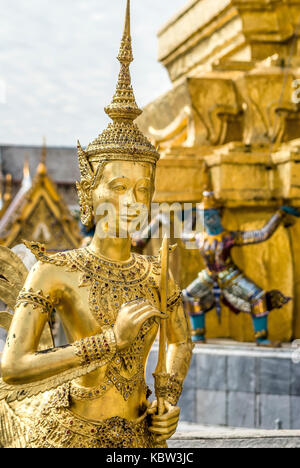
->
[[181, 232, 196, 243], [165, 286, 193, 406], [147, 291, 192, 443], [1, 262, 116, 386], [234, 210, 285, 246]]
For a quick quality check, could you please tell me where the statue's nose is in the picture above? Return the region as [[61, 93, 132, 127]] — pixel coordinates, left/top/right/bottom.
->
[[124, 188, 137, 206]]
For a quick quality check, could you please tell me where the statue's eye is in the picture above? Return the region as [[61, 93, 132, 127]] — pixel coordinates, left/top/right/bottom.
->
[[138, 187, 148, 193], [113, 185, 126, 192]]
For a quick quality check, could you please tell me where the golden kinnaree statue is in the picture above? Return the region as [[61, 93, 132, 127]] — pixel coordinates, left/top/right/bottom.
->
[[0, 0, 192, 448]]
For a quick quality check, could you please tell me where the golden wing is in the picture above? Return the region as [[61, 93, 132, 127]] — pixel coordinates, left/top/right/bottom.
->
[[0, 312, 13, 332], [0, 245, 28, 331], [0, 246, 28, 309], [0, 245, 28, 333], [0, 244, 53, 348]]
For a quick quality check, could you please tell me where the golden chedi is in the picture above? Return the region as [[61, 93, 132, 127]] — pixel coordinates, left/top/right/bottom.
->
[[0, 0, 192, 449], [137, 0, 300, 343]]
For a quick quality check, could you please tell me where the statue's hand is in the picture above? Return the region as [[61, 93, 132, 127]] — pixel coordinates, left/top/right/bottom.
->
[[114, 299, 167, 350], [280, 206, 300, 227], [281, 206, 300, 217], [148, 400, 180, 443]]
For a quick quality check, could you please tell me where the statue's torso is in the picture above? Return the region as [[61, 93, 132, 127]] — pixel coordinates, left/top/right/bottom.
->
[[196, 231, 235, 274], [41, 247, 161, 421]]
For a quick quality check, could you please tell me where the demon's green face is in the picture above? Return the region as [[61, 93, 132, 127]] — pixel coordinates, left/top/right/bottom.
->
[[203, 209, 224, 235]]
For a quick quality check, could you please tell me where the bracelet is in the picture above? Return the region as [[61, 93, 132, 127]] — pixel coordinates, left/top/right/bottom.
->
[[16, 288, 55, 319], [153, 372, 183, 407], [167, 287, 182, 309], [73, 327, 117, 366], [166, 375, 183, 406]]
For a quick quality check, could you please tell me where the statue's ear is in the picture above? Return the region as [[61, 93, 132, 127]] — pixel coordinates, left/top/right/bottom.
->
[[77, 140, 94, 183]]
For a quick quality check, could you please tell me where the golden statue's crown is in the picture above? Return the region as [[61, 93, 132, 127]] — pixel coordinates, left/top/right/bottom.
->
[[78, 0, 159, 169], [199, 164, 220, 210], [200, 190, 220, 210]]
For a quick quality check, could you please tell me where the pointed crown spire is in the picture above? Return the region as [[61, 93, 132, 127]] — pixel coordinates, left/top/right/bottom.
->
[[81, 0, 159, 168], [104, 0, 141, 122], [200, 163, 220, 210], [23, 157, 30, 180]]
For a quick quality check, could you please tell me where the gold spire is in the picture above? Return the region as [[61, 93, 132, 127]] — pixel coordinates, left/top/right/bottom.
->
[[200, 163, 220, 210], [23, 157, 30, 180], [82, 0, 159, 167], [37, 138, 47, 176], [3, 174, 12, 203]]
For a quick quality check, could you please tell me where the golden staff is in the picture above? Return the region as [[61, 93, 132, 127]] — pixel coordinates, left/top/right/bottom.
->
[[153, 234, 170, 416]]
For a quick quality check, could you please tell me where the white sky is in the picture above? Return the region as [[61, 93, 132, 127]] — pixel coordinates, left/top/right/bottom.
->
[[0, 0, 186, 147]]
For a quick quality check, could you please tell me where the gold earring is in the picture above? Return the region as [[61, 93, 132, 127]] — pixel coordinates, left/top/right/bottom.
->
[[76, 182, 94, 228]]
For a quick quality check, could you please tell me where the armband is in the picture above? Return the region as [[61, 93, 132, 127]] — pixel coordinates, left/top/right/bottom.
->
[[167, 282, 182, 309], [16, 288, 55, 319], [165, 375, 183, 406]]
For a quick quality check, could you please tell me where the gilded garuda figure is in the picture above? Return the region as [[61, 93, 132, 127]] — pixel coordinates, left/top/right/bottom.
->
[[182, 186, 299, 346], [0, 0, 192, 448]]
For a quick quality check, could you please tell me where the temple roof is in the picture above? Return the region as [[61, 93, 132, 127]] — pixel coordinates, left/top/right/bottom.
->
[[0, 145, 82, 250]]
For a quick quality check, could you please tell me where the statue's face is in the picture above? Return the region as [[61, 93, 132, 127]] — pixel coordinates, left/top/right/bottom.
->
[[91, 160, 154, 237], [203, 209, 223, 233]]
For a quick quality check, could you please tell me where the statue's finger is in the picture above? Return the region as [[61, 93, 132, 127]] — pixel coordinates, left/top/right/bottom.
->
[[131, 307, 158, 323], [146, 400, 157, 415], [123, 298, 149, 312], [150, 417, 179, 428], [132, 303, 160, 314], [164, 401, 179, 412], [135, 310, 168, 325], [149, 423, 178, 435], [130, 304, 154, 316], [152, 408, 180, 421], [155, 433, 175, 443]]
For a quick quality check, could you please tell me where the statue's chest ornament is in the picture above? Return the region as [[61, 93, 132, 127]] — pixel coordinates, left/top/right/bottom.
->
[[200, 232, 233, 266], [25, 243, 161, 402], [68, 248, 161, 327]]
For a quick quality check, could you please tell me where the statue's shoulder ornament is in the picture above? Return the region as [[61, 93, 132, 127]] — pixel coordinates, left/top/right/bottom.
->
[[23, 241, 79, 272]]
